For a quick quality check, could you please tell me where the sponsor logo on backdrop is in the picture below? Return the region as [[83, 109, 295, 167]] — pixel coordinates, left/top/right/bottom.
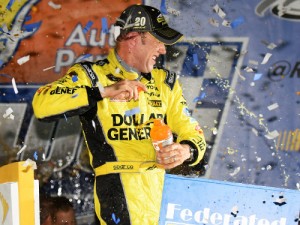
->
[[256, 0, 300, 21], [0, 0, 41, 68], [268, 60, 300, 81]]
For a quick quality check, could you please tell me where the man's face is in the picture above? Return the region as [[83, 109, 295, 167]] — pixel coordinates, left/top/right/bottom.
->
[[133, 32, 166, 73], [53, 210, 76, 225]]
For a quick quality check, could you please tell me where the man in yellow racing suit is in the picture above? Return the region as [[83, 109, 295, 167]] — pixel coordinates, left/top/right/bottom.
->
[[32, 4, 206, 225]]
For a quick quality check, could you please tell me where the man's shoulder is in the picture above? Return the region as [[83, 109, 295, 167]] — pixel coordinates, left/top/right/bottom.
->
[[153, 67, 177, 91]]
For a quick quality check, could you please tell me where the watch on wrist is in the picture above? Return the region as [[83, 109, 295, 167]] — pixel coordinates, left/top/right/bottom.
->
[[187, 146, 195, 162]]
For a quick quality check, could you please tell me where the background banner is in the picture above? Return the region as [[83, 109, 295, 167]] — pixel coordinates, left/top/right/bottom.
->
[[159, 174, 300, 225]]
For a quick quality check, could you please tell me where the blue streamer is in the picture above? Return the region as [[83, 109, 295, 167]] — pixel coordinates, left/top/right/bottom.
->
[[72, 76, 78, 82], [125, 107, 140, 116], [83, 21, 93, 34], [33, 151, 38, 160], [22, 21, 42, 32], [160, 0, 168, 15], [112, 213, 120, 224], [78, 54, 92, 61], [6, 0, 15, 10], [230, 16, 245, 29], [254, 73, 262, 81], [101, 17, 109, 33], [193, 53, 199, 66]]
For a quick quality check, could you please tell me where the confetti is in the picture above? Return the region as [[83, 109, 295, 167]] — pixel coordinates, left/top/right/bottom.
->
[[230, 16, 245, 29], [256, 157, 261, 162], [101, 17, 109, 33], [209, 18, 219, 27], [83, 21, 93, 34], [196, 92, 206, 101], [77, 54, 92, 62], [167, 7, 180, 16], [192, 53, 199, 66], [115, 67, 120, 74], [267, 43, 277, 50], [231, 206, 239, 217], [253, 73, 262, 81], [252, 128, 258, 136], [125, 107, 140, 116], [33, 151, 38, 160], [43, 65, 55, 71], [17, 55, 30, 65], [267, 103, 279, 111], [17, 144, 27, 155], [249, 60, 259, 65], [244, 66, 254, 72], [72, 76, 78, 82], [160, 0, 168, 15], [97, 82, 105, 94], [265, 130, 279, 140], [22, 159, 37, 170], [113, 25, 121, 40], [112, 213, 120, 224], [22, 21, 42, 32], [48, 1, 61, 9], [213, 4, 226, 19], [229, 167, 240, 176], [273, 193, 286, 206], [6, 0, 15, 10], [266, 165, 272, 170], [11, 77, 18, 94], [235, 66, 245, 80], [261, 53, 272, 64], [222, 20, 231, 27], [3, 107, 14, 120]]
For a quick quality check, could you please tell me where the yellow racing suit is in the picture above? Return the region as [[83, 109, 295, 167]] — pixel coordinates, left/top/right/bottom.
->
[[32, 49, 206, 225]]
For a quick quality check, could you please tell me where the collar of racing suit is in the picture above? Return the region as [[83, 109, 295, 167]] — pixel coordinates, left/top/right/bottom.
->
[[107, 49, 152, 85]]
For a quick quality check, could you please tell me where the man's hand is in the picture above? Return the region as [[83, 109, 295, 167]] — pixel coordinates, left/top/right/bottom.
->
[[102, 80, 147, 101], [156, 143, 191, 169]]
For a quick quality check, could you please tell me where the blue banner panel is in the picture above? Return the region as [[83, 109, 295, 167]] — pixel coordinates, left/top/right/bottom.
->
[[159, 174, 300, 225]]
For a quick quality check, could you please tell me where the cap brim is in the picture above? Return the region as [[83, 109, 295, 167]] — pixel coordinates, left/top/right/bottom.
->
[[150, 27, 183, 45]]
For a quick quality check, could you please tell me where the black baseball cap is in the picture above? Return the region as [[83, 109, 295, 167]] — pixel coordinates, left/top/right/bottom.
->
[[115, 4, 183, 45]]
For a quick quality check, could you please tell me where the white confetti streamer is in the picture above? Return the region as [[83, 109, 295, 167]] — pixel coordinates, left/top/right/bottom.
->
[[222, 20, 231, 27], [252, 128, 258, 136], [167, 7, 180, 16], [229, 167, 240, 176], [213, 4, 226, 19], [48, 1, 61, 9], [11, 77, 18, 94], [267, 103, 279, 111], [17, 55, 30, 65], [261, 53, 272, 64], [244, 66, 254, 72], [22, 158, 37, 170], [97, 82, 105, 94], [267, 43, 277, 50], [235, 66, 246, 80], [113, 25, 121, 41], [3, 107, 13, 118], [249, 60, 259, 65], [265, 130, 279, 140], [209, 18, 219, 27], [17, 144, 27, 155], [43, 65, 55, 71]]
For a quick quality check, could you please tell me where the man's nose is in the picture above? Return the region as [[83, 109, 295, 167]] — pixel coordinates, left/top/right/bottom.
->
[[158, 43, 166, 54]]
